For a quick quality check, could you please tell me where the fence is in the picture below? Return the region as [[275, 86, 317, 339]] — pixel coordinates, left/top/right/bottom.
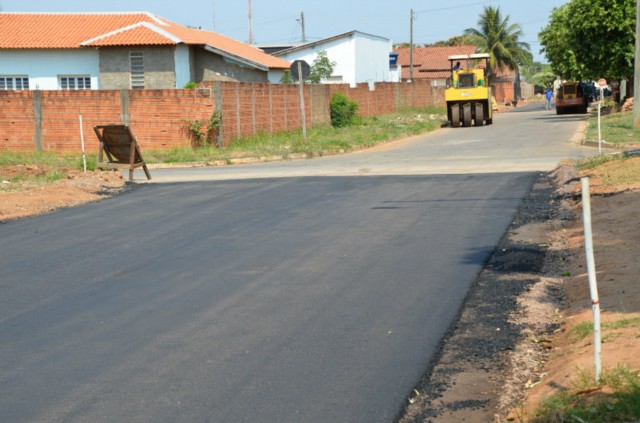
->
[[0, 80, 445, 153]]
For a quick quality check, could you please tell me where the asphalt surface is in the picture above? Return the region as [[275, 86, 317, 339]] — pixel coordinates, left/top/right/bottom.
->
[[0, 103, 593, 422]]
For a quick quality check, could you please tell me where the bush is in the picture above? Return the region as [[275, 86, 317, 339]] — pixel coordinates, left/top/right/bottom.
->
[[330, 92, 359, 128]]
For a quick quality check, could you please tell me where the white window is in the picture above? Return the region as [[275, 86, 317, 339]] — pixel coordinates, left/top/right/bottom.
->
[[59, 76, 92, 90], [130, 52, 145, 89], [0, 76, 29, 90]]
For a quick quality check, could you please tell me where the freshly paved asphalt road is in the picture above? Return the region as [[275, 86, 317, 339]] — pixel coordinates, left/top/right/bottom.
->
[[0, 104, 594, 422]]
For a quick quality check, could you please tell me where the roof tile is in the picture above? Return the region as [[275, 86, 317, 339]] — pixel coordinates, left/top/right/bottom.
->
[[394, 46, 477, 79], [0, 12, 290, 69]]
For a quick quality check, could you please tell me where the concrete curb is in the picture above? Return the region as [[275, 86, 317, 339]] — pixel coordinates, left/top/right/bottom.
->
[[581, 140, 619, 149], [144, 150, 349, 170]]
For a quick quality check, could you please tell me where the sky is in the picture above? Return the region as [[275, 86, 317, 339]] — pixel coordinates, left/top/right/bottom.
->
[[1, 0, 569, 62]]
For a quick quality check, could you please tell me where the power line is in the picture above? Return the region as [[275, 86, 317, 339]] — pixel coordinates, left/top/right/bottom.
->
[[216, 15, 297, 34], [415, 0, 496, 15]]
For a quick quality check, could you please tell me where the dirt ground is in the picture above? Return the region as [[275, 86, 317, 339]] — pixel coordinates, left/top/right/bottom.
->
[[0, 165, 127, 222], [399, 157, 640, 422], [1, 153, 639, 423]]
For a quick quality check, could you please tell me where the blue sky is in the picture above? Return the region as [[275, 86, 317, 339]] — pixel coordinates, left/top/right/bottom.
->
[[1, 0, 569, 62]]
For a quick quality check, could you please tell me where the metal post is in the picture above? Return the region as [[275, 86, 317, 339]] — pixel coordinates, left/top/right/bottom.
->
[[581, 177, 602, 383]]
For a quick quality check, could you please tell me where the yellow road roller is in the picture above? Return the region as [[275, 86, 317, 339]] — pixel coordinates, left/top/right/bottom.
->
[[445, 53, 492, 127]]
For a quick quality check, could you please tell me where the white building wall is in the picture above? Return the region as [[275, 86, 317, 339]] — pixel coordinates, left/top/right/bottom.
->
[[275, 32, 392, 87], [268, 69, 286, 84], [0, 49, 100, 90], [174, 44, 191, 88], [275, 37, 353, 85], [353, 33, 393, 84], [389, 65, 402, 83]]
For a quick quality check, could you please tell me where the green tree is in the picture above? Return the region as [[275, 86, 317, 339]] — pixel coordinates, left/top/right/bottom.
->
[[308, 51, 336, 84], [463, 6, 531, 82], [520, 62, 556, 87], [538, 5, 582, 80], [427, 35, 476, 47], [279, 69, 295, 84], [540, 0, 635, 84]]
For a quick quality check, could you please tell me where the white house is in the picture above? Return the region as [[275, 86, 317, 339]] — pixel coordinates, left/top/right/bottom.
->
[[273, 31, 396, 87], [0, 12, 290, 90]]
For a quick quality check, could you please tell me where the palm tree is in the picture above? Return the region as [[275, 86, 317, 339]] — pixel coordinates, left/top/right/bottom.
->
[[464, 6, 531, 84]]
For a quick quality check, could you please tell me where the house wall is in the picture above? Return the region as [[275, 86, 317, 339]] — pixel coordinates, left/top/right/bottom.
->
[[268, 69, 287, 84], [276, 38, 354, 85], [0, 80, 444, 153], [275, 33, 393, 87], [1, 47, 277, 90], [99, 46, 176, 89], [353, 34, 393, 84], [0, 49, 99, 90], [174, 45, 192, 88], [193, 49, 269, 83]]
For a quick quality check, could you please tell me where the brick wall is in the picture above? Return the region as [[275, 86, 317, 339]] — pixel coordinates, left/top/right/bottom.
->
[[0, 80, 444, 153], [0, 91, 37, 151]]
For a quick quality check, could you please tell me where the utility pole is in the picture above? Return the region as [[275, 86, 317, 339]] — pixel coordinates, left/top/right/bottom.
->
[[212, 0, 216, 31], [298, 12, 306, 43], [248, 0, 255, 44], [409, 9, 414, 82], [634, 0, 640, 128]]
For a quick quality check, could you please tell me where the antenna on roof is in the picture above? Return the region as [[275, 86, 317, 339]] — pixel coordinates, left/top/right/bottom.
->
[[247, 0, 255, 44]]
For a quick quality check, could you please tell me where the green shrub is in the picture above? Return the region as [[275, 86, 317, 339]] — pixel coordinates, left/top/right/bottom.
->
[[330, 92, 359, 128]]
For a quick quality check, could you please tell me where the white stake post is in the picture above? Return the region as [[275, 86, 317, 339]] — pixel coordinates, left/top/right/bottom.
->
[[597, 89, 603, 155], [581, 177, 602, 382], [79, 115, 87, 175], [597, 78, 607, 155], [297, 61, 307, 140]]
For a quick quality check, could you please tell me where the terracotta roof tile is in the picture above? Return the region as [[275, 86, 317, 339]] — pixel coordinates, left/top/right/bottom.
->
[[394, 46, 477, 79], [82, 23, 178, 46], [0, 12, 290, 69]]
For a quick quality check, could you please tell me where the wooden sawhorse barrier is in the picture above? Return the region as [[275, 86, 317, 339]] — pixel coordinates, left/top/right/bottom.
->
[[94, 125, 151, 181]]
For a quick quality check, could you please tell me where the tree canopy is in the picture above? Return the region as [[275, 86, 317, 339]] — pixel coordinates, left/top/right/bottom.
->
[[308, 51, 336, 84], [463, 6, 532, 78], [539, 0, 635, 81], [426, 35, 476, 47]]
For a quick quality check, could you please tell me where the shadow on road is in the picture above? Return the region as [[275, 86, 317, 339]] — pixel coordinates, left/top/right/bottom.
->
[[533, 114, 589, 123]]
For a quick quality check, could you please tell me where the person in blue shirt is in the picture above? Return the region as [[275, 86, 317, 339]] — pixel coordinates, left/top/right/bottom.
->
[[545, 87, 554, 110]]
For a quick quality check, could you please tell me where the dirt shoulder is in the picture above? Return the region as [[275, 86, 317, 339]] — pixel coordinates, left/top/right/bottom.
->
[[399, 157, 640, 422], [0, 166, 127, 222]]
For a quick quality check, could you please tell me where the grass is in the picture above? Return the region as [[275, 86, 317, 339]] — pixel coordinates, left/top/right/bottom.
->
[[532, 365, 640, 422], [585, 111, 640, 145], [0, 168, 66, 191], [576, 153, 640, 187], [576, 153, 624, 171], [143, 106, 447, 165], [0, 106, 446, 187], [569, 317, 640, 342]]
